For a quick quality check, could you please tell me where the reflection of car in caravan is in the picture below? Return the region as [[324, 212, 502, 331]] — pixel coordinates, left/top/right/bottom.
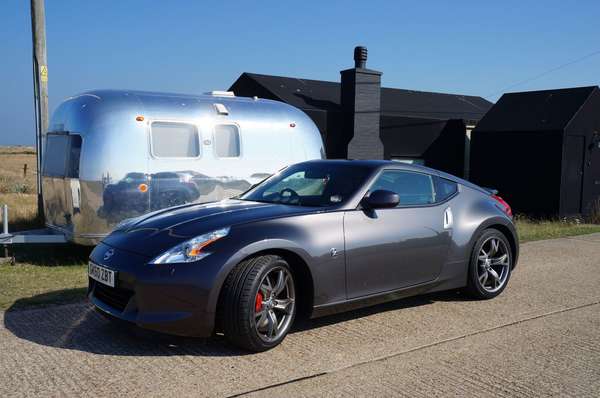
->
[[102, 171, 201, 214], [42, 90, 325, 245]]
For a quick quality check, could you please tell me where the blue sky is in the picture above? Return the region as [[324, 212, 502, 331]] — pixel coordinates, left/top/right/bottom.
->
[[1, 0, 600, 145]]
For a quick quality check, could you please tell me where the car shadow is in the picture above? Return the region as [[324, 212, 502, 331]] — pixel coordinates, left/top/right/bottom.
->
[[10, 243, 92, 266], [3, 289, 471, 357]]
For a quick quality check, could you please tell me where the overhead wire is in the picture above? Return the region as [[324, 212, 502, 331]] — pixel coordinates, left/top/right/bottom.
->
[[485, 49, 600, 99]]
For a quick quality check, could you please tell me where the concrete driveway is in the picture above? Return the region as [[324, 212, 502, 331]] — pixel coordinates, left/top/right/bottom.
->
[[1, 234, 599, 397]]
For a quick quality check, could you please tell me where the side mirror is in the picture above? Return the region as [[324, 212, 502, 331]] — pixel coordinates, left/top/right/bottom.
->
[[363, 190, 400, 209]]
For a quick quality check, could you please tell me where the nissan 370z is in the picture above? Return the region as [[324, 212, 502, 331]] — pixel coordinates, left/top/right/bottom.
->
[[88, 160, 519, 351]]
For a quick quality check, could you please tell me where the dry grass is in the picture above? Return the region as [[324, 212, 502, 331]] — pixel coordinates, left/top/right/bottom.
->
[[0, 193, 40, 230], [0, 146, 37, 194], [0, 146, 36, 155], [0, 147, 40, 230], [515, 217, 600, 243]]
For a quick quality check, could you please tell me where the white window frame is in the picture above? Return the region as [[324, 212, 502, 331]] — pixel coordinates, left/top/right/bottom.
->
[[148, 120, 202, 160], [212, 122, 242, 159]]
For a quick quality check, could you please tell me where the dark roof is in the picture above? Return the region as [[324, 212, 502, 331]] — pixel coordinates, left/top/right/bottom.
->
[[474, 86, 598, 132], [380, 88, 492, 121], [230, 73, 493, 122]]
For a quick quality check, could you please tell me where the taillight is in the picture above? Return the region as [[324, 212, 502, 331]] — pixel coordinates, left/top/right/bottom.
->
[[492, 194, 512, 217]]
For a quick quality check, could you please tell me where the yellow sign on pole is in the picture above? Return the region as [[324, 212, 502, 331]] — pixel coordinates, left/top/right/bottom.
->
[[40, 65, 48, 82]]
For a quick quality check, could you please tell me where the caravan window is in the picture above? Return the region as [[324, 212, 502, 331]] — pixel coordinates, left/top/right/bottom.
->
[[214, 124, 240, 158], [43, 135, 69, 177], [43, 134, 82, 178], [151, 122, 200, 158]]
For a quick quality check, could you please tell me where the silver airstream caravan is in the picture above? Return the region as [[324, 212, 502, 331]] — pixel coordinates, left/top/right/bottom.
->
[[41, 90, 324, 245]]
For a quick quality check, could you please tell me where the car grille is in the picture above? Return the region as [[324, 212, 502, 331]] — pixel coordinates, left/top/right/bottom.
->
[[93, 282, 134, 312]]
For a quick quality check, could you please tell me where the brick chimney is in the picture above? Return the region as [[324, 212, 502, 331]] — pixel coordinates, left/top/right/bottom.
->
[[340, 46, 383, 159]]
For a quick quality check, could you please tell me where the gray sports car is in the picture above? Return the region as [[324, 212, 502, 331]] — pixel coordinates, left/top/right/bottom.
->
[[88, 160, 518, 351]]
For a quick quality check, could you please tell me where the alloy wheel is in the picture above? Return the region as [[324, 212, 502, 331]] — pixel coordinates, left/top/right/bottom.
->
[[254, 267, 295, 343], [477, 237, 511, 293]]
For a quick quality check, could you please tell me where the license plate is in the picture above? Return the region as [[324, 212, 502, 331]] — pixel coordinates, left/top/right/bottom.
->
[[89, 262, 116, 287]]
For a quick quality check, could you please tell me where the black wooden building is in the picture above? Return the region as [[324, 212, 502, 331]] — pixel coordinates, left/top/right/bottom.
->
[[470, 86, 600, 217], [230, 48, 492, 178]]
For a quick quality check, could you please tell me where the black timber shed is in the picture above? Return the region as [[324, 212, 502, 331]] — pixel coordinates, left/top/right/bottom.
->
[[230, 72, 492, 177], [470, 86, 600, 218]]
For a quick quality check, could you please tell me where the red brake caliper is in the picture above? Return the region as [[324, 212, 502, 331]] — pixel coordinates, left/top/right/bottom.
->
[[255, 291, 263, 312]]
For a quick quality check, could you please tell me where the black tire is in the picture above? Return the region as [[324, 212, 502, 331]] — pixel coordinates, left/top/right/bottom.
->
[[465, 228, 513, 300], [218, 255, 296, 352]]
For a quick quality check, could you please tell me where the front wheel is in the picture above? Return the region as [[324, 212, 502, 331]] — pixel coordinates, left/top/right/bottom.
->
[[218, 255, 296, 351], [465, 229, 513, 299]]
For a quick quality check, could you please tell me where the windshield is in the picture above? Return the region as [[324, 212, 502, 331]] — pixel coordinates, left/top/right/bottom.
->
[[239, 162, 372, 207]]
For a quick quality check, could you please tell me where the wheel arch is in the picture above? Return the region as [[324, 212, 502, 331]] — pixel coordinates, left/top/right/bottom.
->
[[246, 248, 314, 321], [209, 240, 315, 323], [471, 218, 519, 269]]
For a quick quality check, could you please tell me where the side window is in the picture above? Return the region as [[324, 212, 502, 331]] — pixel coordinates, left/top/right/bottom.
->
[[214, 124, 241, 158], [151, 121, 200, 158], [370, 170, 436, 206], [43, 134, 82, 178], [434, 177, 458, 202]]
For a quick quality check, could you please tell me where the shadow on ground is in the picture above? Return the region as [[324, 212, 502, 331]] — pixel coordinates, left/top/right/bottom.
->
[[8, 287, 88, 311], [10, 243, 92, 266], [3, 289, 469, 357]]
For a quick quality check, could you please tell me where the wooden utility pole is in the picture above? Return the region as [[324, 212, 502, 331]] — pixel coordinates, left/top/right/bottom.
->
[[30, 0, 48, 219]]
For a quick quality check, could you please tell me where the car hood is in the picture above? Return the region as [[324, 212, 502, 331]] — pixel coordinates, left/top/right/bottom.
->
[[102, 199, 318, 257]]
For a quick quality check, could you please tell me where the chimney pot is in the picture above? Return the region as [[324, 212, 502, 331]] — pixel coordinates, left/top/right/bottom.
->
[[354, 46, 368, 68]]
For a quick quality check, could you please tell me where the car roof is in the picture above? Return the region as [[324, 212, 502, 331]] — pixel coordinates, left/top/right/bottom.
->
[[299, 159, 490, 195]]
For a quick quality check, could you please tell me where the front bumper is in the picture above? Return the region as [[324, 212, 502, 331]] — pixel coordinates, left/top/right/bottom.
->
[[88, 242, 224, 337]]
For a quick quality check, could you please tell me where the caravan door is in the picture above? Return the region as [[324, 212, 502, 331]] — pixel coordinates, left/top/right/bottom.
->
[[42, 133, 82, 233]]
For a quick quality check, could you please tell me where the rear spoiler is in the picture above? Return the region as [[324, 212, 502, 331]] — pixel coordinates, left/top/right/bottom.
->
[[483, 187, 499, 196]]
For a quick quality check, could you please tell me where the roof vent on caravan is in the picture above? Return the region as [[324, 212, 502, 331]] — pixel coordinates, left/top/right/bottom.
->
[[205, 91, 235, 97], [213, 103, 229, 115]]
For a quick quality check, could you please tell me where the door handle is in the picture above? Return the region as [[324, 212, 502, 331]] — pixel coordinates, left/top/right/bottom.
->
[[443, 207, 453, 229]]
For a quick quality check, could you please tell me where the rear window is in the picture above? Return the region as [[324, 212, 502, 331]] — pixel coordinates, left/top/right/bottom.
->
[[435, 177, 458, 202], [151, 122, 200, 158], [43, 134, 82, 178], [214, 124, 241, 158]]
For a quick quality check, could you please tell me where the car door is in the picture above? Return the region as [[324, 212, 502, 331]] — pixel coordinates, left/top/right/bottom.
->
[[344, 169, 452, 299]]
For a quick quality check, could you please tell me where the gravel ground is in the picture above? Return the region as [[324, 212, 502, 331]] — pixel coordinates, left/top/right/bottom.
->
[[1, 234, 599, 397]]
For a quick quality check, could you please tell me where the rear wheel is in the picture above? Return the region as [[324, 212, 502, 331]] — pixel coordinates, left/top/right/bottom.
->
[[465, 229, 512, 299], [218, 255, 296, 351]]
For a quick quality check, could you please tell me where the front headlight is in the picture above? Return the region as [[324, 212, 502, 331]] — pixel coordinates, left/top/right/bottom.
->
[[150, 227, 230, 264]]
